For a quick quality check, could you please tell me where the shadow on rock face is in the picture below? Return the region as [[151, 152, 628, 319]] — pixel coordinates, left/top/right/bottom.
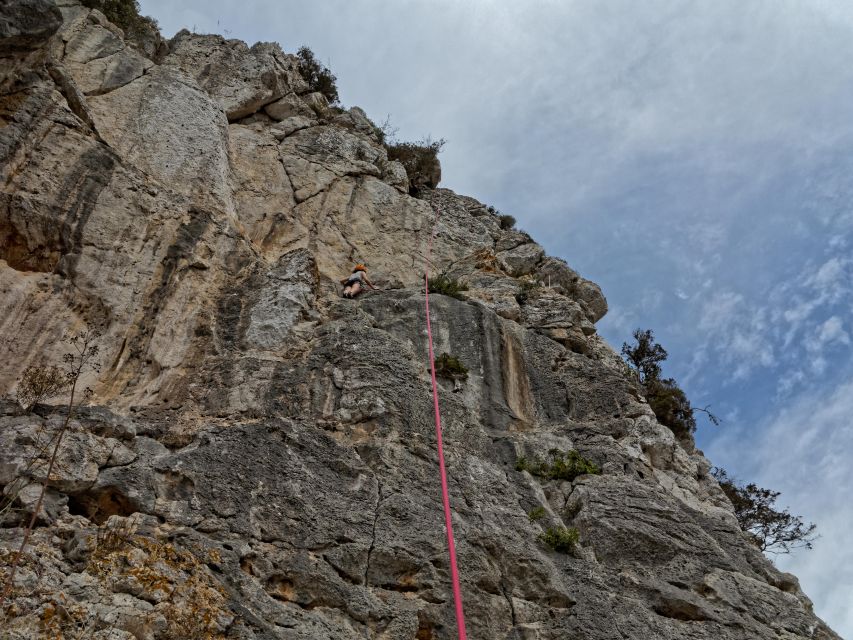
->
[[67, 485, 139, 525]]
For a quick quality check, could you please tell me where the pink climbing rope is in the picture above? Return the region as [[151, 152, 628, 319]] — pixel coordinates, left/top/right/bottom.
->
[[423, 204, 468, 640]]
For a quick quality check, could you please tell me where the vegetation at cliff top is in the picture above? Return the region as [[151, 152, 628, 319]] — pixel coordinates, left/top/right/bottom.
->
[[80, 0, 159, 42], [386, 137, 445, 194], [621, 328, 719, 440], [296, 46, 340, 105], [498, 214, 517, 230], [620, 329, 816, 555]]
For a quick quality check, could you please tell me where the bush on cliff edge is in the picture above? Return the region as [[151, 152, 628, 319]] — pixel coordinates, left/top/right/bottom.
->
[[80, 0, 159, 44], [296, 46, 340, 105]]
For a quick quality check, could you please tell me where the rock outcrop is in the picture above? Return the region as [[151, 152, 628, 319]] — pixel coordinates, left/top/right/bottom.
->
[[0, 2, 841, 639]]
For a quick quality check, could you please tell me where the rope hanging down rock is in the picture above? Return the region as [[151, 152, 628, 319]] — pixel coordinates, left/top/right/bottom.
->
[[424, 203, 468, 639]]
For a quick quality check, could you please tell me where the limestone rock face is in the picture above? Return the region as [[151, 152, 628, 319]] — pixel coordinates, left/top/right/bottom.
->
[[56, 4, 153, 96], [166, 30, 308, 121], [0, 3, 840, 640]]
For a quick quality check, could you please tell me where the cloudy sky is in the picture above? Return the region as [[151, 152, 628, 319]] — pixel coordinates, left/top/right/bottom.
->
[[141, 1, 853, 634]]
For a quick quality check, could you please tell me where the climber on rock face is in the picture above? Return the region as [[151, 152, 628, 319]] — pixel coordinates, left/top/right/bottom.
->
[[341, 264, 376, 298]]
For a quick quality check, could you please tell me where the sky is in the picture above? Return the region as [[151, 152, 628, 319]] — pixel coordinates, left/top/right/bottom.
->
[[140, 1, 853, 634]]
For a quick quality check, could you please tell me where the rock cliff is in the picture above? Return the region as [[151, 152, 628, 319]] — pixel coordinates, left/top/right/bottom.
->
[[0, 1, 841, 638]]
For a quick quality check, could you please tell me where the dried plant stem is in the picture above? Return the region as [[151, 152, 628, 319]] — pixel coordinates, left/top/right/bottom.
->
[[0, 378, 78, 608], [1, 328, 98, 609]]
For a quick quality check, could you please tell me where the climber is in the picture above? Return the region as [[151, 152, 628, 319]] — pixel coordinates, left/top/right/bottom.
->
[[341, 264, 377, 298]]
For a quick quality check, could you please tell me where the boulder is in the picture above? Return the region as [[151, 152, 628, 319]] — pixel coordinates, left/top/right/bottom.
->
[[537, 256, 608, 322], [263, 91, 314, 120]]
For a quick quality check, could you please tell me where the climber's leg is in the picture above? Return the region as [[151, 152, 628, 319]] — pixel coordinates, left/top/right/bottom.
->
[[349, 282, 362, 297]]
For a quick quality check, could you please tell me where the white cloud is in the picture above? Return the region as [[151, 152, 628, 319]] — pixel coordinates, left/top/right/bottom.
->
[[806, 256, 851, 300], [816, 316, 849, 347], [692, 292, 777, 381], [698, 291, 744, 334]]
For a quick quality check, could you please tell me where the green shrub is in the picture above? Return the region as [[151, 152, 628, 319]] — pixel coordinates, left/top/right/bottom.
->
[[540, 526, 579, 553], [528, 507, 546, 522], [498, 214, 516, 230], [296, 46, 339, 105], [387, 138, 445, 194], [80, 0, 159, 44], [516, 449, 600, 481], [434, 353, 468, 380], [644, 377, 696, 439], [428, 272, 468, 300], [621, 328, 719, 442], [515, 279, 541, 305]]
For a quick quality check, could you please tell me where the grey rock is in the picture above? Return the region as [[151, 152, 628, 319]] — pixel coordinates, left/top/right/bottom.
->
[[0, 0, 63, 53], [270, 115, 316, 139], [537, 257, 608, 322], [302, 90, 330, 116], [497, 241, 545, 276], [244, 248, 319, 351], [264, 92, 314, 120]]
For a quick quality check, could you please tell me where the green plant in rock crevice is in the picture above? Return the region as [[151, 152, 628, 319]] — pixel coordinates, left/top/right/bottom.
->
[[540, 526, 579, 553], [427, 273, 468, 300], [515, 279, 541, 305], [516, 449, 600, 482], [434, 353, 468, 380], [528, 507, 546, 522]]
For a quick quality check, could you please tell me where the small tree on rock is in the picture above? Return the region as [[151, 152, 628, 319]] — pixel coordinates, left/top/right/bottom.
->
[[621, 328, 668, 383], [386, 137, 445, 195], [80, 0, 160, 48], [621, 328, 718, 439], [296, 46, 339, 105], [712, 468, 817, 554]]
